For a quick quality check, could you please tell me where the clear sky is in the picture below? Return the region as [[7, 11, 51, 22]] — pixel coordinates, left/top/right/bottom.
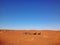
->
[[0, 0, 60, 30]]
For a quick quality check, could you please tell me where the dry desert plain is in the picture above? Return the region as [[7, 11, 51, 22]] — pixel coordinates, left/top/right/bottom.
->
[[0, 29, 60, 45]]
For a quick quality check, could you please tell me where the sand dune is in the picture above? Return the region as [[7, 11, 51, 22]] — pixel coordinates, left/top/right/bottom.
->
[[0, 29, 60, 45]]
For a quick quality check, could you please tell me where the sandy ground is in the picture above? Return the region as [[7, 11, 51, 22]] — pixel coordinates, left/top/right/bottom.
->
[[0, 29, 60, 45]]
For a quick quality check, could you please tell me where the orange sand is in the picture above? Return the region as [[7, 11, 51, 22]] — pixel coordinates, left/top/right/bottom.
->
[[0, 30, 60, 45]]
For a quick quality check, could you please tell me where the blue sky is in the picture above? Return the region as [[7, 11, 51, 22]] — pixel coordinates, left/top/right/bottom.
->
[[0, 0, 60, 30]]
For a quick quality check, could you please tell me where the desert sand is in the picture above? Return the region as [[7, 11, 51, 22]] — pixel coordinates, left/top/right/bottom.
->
[[0, 29, 60, 45]]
